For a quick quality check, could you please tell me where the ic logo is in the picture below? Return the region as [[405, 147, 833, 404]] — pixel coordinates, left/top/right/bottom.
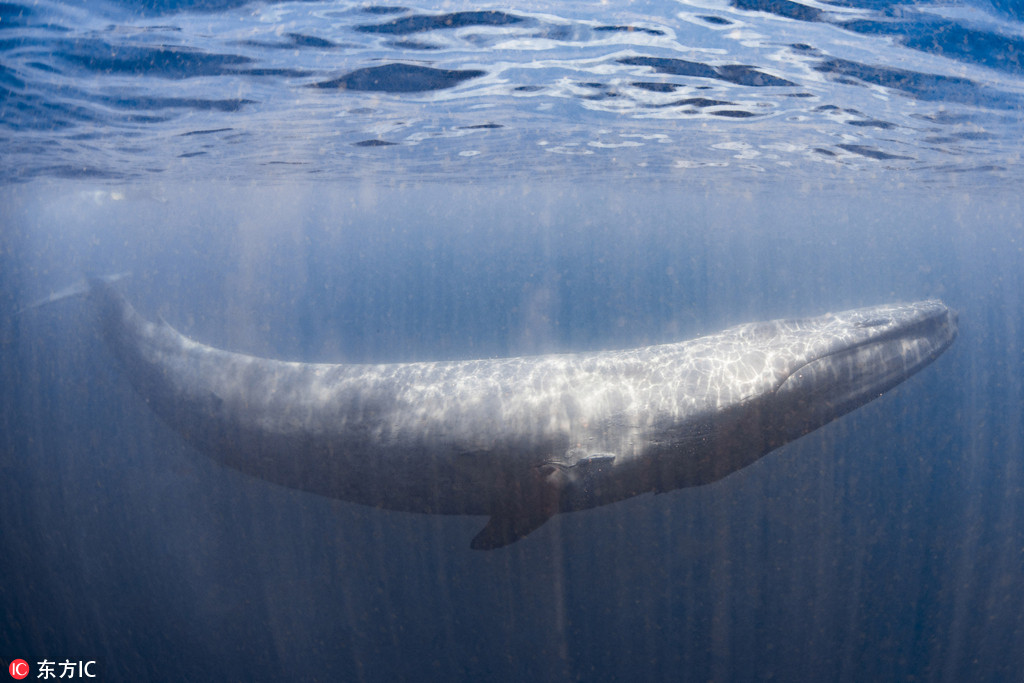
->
[[8, 660, 29, 680]]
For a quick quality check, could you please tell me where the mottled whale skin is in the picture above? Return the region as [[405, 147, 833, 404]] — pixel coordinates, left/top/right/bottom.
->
[[90, 281, 957, 549]]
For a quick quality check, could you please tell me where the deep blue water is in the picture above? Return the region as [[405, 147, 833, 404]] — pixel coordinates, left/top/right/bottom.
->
[[3, 1, 1024, 682]]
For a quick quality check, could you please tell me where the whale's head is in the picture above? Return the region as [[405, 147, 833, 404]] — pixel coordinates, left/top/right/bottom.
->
[[566, 299, 959, 500], [683, 299, 958, 457], [763, 300, 957, 436]]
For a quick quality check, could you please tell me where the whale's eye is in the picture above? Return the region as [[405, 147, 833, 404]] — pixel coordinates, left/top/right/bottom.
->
[[856, 317, 890, 328]]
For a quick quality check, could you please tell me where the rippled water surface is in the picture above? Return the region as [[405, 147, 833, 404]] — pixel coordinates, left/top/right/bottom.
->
[[4, 0, 1024, 183]]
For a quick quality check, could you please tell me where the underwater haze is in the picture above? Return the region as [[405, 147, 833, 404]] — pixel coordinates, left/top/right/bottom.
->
[[2, 0, 1024, 681]]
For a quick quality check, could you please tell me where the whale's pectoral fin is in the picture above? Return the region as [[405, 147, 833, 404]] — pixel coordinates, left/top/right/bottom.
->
[[470, 463, 569, 550], [470, 509, 554, 550]]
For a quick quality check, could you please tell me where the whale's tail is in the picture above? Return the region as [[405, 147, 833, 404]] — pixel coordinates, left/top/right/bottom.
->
[[18, 272, 132, 314]]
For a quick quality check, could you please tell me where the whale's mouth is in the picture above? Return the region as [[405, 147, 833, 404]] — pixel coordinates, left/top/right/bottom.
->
[[775, 304, 957, 415]]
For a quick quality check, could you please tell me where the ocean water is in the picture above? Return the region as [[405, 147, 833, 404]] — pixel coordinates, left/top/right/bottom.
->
[[2, 0, 1023, 681]]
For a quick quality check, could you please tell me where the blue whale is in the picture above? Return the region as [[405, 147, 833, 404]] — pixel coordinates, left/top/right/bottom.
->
[[90, 280, 957, 549]]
